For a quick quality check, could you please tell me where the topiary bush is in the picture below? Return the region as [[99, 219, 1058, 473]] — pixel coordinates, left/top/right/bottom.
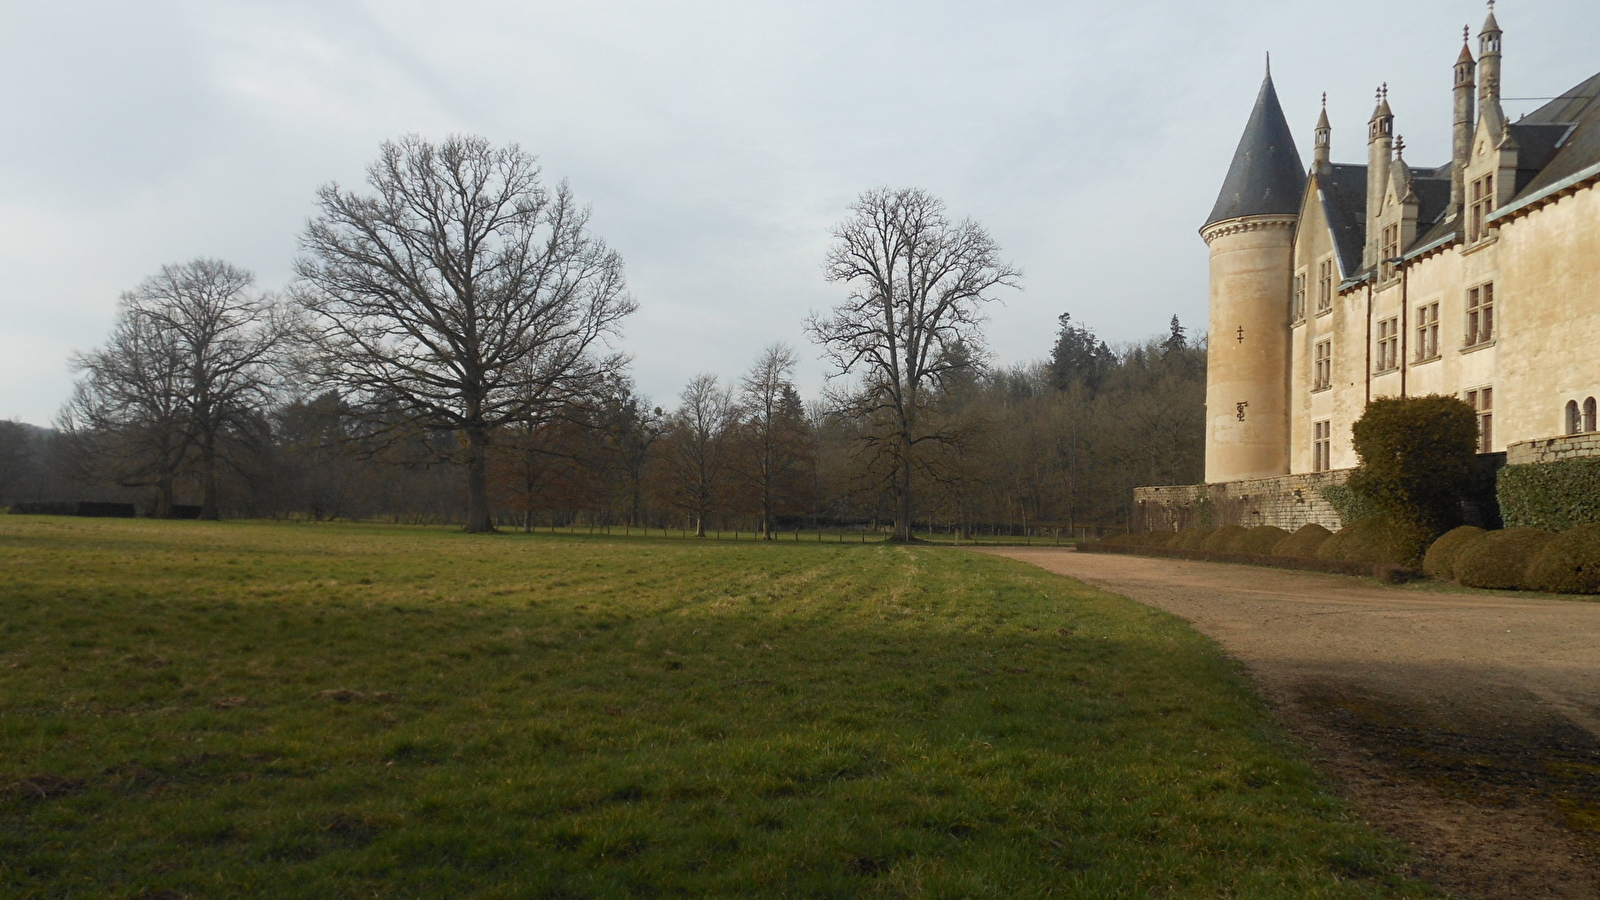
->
[[1421, 526, 1487, 581], [1496, 458, 1600, 531], [1236, 525, 1292, 556], [1347, 395, 1478, 533], [1172, 527, 1215, 550], [1455, 527, 1557, 590], [1525, 523, 1600, 594], [1273, 523, 1334, 559], [1201, 525, 1250, 552], [1142, 531, 1176, 547], [1315, 514, 1435, 567]]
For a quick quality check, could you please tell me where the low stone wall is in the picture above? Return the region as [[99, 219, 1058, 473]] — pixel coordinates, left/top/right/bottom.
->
[[1507, 434, 1600, 465], [1132, 471, 1351, 534]]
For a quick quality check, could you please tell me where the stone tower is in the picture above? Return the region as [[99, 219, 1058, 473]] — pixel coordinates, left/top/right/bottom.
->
[[1202, 66, 1305, 483]]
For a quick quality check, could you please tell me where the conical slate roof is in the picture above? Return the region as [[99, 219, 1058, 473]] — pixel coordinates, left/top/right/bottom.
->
[[1205, 72, 1306, 227]]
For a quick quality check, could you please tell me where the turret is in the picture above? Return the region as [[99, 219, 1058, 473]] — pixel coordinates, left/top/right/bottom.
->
[[1365, 85, 1394, 270], [1200, 65, 1304, 483], [1313, 94, 1331, 172], [1452, 30, 1476, 214], [1478, 3, 1506, 140]]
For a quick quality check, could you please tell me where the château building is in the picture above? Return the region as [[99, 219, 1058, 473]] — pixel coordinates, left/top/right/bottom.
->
[[1139, 5, 1600, 531]]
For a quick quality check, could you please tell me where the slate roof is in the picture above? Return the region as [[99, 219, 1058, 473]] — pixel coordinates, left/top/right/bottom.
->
[[1513, 71, 1600, 196], [1316, 164, 1367, 276], [1310, 68, 1600, 269], [1206, 73, 1306, 227]]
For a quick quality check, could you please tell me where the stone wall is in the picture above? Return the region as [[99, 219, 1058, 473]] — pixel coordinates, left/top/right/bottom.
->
[[1506, 434, 1600, 465], [1132, 470, 1350, 534]]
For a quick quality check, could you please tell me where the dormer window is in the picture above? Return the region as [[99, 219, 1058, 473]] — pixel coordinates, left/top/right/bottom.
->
[[1380, 224, 1400, 280], [1469, 174, 1495, 241]]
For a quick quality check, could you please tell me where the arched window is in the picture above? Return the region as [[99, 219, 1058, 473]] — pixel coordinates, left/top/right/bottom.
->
[[1587, 397, 1598, 433], [1567, 400, 1581, 435]]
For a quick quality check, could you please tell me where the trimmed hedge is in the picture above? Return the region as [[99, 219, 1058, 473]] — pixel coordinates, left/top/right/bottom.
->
[[1236, 525, 1292, 556], [1421, 526, 1487, 581], [1455, 527, 1557, 590], [1201, 525, 1251, 552], [1496, 458, 1600, 531], [1316, 514, 1434, 567], [1526, 523, 1600, 594], [1171, 527, 1215, 551], [8, 501, 138, 518], [1347, 395, 1478, 531], [1273, 524, 1334, 559]]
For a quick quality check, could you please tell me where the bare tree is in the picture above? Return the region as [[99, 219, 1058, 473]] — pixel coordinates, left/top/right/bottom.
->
[[294, 135, 635, 532], [738, 343, 806, 539], [138, 260, 283, 519], [61, 263, 279, 519], [806, 187, 1019, 541], [660, 374, 738, 537]]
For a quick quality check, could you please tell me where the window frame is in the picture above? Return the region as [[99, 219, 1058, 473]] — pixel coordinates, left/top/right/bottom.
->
[[1465, 282, 1495, 347], [1466, 386, 1494, 452], [1414, 301, 1439, 361], [1312, 339, 1333, 391]]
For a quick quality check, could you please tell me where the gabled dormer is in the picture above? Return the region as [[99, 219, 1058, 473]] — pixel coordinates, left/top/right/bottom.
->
[[1375, 141, 1420, 281]]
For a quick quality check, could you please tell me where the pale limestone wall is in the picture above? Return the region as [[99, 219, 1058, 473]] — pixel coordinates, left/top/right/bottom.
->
[[1274, 180, 1600, 474], [1134, 470, 1350, 533], [1507, 434, 1600, 465], [1204, 216, 1295, 483], [1495, 187, 1600, 446], [1288, 183, 1342, 473]]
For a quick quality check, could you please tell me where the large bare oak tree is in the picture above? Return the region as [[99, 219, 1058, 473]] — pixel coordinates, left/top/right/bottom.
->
[[294, 135, 635, 532], [807, 187, 1018, 542]]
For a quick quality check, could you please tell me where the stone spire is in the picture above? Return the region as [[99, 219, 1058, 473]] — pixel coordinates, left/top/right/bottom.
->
[[1313, 93, 1332, 172], [1365, 84, 1395, 268], [1452, 26, 1477, 214], [1478, 1, 1505, 136], [1205, 65, 1306, 228]]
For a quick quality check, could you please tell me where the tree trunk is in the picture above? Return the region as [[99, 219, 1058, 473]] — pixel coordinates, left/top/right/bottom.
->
[[154, 475, 174, 519], [893, 444, 913, 542], [695, 513, 707, 538], [464, 425, 495, 533], [199, 433, 220, 520]]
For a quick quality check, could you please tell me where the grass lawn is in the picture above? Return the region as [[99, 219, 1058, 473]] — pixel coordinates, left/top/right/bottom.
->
[[0, 518, 1430, 899]]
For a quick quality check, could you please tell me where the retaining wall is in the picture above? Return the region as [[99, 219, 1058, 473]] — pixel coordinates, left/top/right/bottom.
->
[[1131, 470, 1350, 534]]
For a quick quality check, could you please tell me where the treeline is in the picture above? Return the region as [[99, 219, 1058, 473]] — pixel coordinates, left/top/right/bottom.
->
[[2, 315, 1203, 534], [2, 140, 1205, 535]]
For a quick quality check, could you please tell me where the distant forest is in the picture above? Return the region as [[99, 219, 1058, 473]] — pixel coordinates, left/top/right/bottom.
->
[[0, 313, 1203, 535]]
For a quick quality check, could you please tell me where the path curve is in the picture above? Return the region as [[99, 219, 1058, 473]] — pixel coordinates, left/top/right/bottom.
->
[[979, 547, 1600, 899]]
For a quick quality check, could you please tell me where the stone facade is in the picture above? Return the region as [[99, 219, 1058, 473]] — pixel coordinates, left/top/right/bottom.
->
[[1200, 9, 1600, 483], [1133, 470, 1349, 533], [1507, 434, 1600, 465]]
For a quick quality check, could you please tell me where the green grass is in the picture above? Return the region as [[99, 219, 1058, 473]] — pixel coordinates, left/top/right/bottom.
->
[[0, 518, 1429, 899]]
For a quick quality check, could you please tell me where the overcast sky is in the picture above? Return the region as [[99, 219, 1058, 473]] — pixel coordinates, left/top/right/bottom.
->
[[2, 0, 1596, 426]]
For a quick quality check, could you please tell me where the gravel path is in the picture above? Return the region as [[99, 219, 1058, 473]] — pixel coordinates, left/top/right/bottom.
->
[[980, 547, 1600, 899]]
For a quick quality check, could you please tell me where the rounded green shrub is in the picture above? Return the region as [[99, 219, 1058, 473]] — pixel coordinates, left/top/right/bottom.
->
[[1525, 523, 1600, 594], [1316, 514, 1435, 567], [1099, 533, 1141, 547], [1201, 525, 1250, 552], [1142, 531, 1176, 547], [1171, 527, 1215, 550], [1236, 525, 1292, 556], [1347, 395, 1478, 532], [1421, 526, 1486, 580], [1273, 523, 1334, 558], [1454, 527, 1557, 590]]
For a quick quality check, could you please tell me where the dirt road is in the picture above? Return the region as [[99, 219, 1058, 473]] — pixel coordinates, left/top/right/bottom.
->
[[981, 547, 1600, 899]]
